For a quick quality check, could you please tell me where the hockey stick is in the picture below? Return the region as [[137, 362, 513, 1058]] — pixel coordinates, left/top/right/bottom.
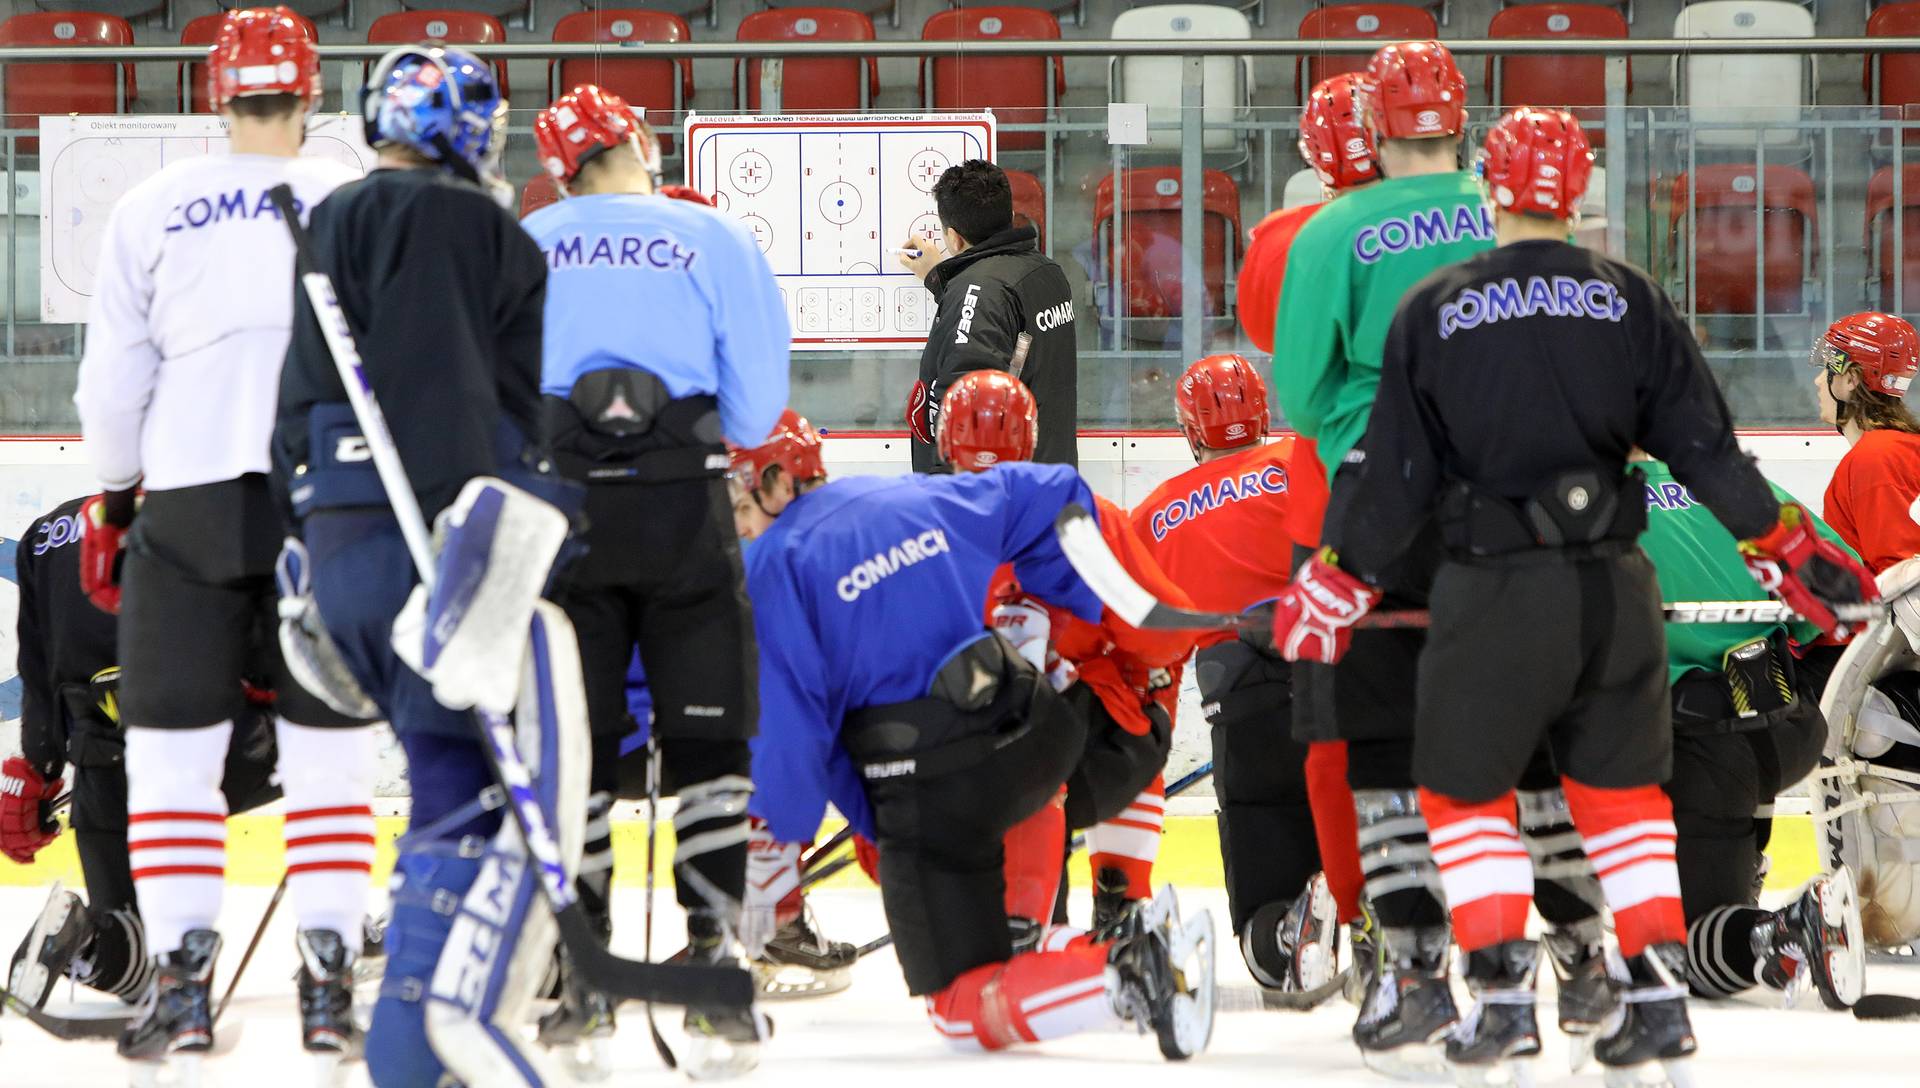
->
[[1055, 503, 1895, 634], [850, 761, 1217, 960], [268, 186, 750, 1011], [0, 983, 129, 1039], [802, 826, 855, 874], [215, 872, 287, 1023]]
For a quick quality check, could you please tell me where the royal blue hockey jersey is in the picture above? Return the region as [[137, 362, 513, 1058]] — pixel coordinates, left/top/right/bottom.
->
[[520, 192, 790, 448], [745, 464, 1106, 842]]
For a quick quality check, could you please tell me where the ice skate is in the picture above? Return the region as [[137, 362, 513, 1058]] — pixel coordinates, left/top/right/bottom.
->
[[1755, 866, 1865, 1010], [751, 904, 856, 1000], [119, 929, 220, 1088], [1446, 941, 1541, 1088], [1544, 919, 1613, 1072], [682, 910, 771, 1080], [1595, 943, 1697, 1088], [1107, 885, 1216, 1061], [8, 882, 88, 1009], [537, 950, 617, 1084], [1241, 872, 1342, 1006], [1353, 925, 1458, 1081], [1092, 865, 1141, 937], [294, 929, 360, 1085]]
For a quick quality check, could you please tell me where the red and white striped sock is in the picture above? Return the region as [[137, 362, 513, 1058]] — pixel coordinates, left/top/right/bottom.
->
[[1562, 777, 1683, 958], [1421, 788, 1534, 953], [1088, 774, 1164, 897], [126, 722, 231, 955], [925, 943, 1116, 1050], [277, 720, 377, 952]]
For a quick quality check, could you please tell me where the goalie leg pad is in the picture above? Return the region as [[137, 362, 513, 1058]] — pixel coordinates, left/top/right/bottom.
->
[[392, 478, 572, 716]]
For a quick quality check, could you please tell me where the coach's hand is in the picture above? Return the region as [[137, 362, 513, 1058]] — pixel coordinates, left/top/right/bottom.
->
[[897, 235, 942, 283]]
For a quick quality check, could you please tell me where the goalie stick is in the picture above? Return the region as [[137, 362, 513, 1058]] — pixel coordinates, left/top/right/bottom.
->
[[268, 186, 750, 1012], [1054, 503, 1900, 634]]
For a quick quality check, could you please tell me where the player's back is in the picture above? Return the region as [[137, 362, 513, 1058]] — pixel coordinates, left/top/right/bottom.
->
[[746, 465, 1101, 714], [1824, 427, 1920, 573], [76, 154, 357, 490], [522, 193, 773, 400], [1391, 239, 1677, 501], [1274, 171, 1492, 468], [15, 495, 119, 687], [1134, 440, 1309, 622]]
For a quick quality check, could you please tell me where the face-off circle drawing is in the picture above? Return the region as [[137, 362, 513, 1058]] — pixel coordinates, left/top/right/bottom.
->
[[78, 154, 129, 206], [819, 181, 862, 225], [907, 149, 951, 193], [741, 214, 774, 253], [909, 213, 943, 244], [731, 150, 773, 195]]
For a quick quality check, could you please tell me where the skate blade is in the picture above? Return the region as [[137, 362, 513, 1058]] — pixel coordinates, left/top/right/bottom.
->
[[310, 1051, 350, 1088], [1819, 866, 1867, 1008], [682, 1034, 763, 1081], [1601, 1057, 1695, 1088], [1569, 1033, 1596, 1074], [1449, 1057, 1537, 1088], [751, 960, 852, 1001], [128, 1052, 205, 1088], [1161, 905, 1217, 1060], [1360, 1043, 1453, 1083], [1296, 876, 1342, 992], [10, 879, 75, 1007]]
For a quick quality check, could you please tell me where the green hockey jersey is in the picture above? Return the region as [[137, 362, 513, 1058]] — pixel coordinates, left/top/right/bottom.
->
[[1638, 459, 1853, 683], [1270, 171, 1495, 473]]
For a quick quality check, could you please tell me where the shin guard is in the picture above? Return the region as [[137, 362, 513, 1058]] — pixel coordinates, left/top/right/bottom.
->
[[277, 719, 377, 950], [1563, 778, 1683, 958], [1088, 775, 1163, 900], [1306, 741, 1364, 924], [1420, 789, 1533, 953], [925, 943, 1115, 1051], [126, 722, 231, 955]]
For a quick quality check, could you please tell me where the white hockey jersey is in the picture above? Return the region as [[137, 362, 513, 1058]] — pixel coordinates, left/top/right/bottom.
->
[[74, 153, 360, 492]]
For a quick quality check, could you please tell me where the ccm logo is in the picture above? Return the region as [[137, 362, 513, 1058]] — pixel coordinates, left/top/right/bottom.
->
[[334, 436, 371, 463]]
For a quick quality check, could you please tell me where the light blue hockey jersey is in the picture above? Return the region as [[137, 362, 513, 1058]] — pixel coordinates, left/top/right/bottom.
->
[[744, 465, 1107, 842], [521, 192, 790, 448]]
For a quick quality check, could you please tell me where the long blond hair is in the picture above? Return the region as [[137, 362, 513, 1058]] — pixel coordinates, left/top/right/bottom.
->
[[1840, 372, 1920, 435]]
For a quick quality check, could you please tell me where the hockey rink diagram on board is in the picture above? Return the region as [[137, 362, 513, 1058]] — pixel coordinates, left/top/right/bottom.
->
[[684, 113, 995, 350], [38, 115, 372, 323]]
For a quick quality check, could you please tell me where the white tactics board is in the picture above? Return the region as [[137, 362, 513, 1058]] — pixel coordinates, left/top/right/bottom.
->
[[684, 113, 996, 351], [39, 114, 373, 322]]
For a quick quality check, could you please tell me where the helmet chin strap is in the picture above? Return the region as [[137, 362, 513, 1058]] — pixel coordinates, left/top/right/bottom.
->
[[1829, 367, 1852, 437]]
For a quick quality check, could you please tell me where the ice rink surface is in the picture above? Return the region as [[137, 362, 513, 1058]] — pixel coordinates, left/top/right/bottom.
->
[[4, 882, 1919, 1087]]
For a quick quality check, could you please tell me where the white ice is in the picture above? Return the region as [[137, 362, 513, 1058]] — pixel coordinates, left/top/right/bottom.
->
[[4, 882, 1919, 1087]]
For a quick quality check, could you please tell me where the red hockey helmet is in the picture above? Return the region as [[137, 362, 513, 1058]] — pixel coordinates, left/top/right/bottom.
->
[[1817, 312, 1920, 397], [1176, 354, 1270, 450], [731, 408, 826, 490], [938, 370, 1037, 472], [657, 184, 715, 207], [534, 84, 662, 191], [1478, 107, 1594, 220], [1299, 73, 1379, 192], [208, 7, 320, 112], [1360, 41, 1467, 141]]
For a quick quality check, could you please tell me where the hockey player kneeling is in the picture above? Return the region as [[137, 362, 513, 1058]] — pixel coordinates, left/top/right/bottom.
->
[[1271, 109, 1878, 1085], [732, 411, 1215, 1058]]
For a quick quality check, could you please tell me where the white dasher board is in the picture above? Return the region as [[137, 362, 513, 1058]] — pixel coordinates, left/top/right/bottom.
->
[[684, 113, 996, 351], [39, 114, 373, 323]]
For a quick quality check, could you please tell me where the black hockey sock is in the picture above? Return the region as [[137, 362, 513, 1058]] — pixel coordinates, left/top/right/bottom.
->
[[1353, 788, 1448, 930], [1519, 787, 1605, 927], [1686, 904, 1768, 998], [81, 907, 154, 1002], [578, 792, 615, 939]]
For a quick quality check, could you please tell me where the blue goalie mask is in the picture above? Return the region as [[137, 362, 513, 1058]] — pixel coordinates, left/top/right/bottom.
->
[[362, 43, 508, 200]]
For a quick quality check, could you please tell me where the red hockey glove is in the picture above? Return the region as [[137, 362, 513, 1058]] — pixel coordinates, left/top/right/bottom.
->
[[78, 490, 137, 615], [1740, 504, 1879, 640], [743, 817, 803, 956], [657, 184, 714, 207], [1271, 550, 1381, 665], [905, 380, 933, 446], [853, 833, 881, 884], [1, 756, 65, 864]]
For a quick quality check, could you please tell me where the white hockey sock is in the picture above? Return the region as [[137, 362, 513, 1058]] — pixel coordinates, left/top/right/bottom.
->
[[277, 719, 377, 952], [126, 722, 232, 955]]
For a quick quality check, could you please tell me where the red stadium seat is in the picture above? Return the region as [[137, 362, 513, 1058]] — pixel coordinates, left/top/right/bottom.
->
[[735, 8, 878, 113], [1296, 4, 1436, 100], [1093, 167, 1241, 322], [0, 12, 136, 148], [1006, 167, 1046, 247], [1487, 5, 1629, 146], [1868, 165, 1920, 312], [1867, 2, 1920, 145], [366, 11, 509, 100], [920, 7, 1062, 153], [521, 173, 562, 218], [551, 10, 694, 153], [1667, 166, 1817, 316], [180, 11, 320, 114]]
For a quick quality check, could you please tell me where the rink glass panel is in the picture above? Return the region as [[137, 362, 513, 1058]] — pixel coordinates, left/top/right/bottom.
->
[[8, 93, 1920, 439]]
